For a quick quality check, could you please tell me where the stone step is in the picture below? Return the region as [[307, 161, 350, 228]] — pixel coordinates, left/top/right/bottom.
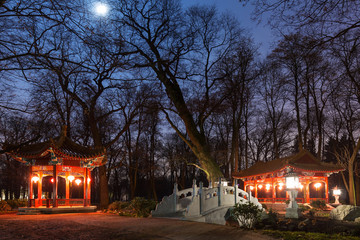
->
[[17, 209, 41, 215]]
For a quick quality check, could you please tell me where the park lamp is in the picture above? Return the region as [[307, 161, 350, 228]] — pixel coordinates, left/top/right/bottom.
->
[[285, 170, 300, 218], [285, 172, 299, 190], [333, 188, 341, 196], [333, 186, 341, 204]]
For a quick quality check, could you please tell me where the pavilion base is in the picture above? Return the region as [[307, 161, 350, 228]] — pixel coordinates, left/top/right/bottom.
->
[[17, 206, 97, 215]]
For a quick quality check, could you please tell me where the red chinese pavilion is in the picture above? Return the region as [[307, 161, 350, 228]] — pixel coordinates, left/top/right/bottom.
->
[[232, 150, 344, 203], [6, 126, 106, 208]]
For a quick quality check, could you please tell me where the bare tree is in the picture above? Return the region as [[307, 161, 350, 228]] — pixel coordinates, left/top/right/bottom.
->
[[112, 0, 247, 181]]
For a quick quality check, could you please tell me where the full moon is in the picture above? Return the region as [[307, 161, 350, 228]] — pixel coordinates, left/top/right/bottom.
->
[[94, 2, 109, 16]]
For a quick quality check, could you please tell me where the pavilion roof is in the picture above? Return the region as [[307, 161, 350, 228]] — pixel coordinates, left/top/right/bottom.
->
[[232, 149, 344, 179], [6, 126, 106, 168]]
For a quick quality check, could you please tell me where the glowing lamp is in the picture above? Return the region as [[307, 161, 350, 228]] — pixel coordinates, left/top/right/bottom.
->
[[299, 184, 304, 190], [68, 175, 75, 182], [333, 186, 341, 204], [314, 182, 322, 190], [266, 184, 271, 191], [333, 189, 341, 196], [87, 178, 91, 183], [51, 178, 54, 183], [31, 176, 39, 183], [75, 179, 82, 186], [249, 186, 254, 191], [278, 182, 284, 190], [285, 172, 299, 190], [258, 184, 263, 189]]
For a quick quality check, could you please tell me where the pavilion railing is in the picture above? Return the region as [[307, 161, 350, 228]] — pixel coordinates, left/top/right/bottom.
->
[[257, 197, 305, 203]]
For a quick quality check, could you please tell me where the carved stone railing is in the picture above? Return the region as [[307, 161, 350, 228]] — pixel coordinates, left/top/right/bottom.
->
[[151, 178, 262, 218]]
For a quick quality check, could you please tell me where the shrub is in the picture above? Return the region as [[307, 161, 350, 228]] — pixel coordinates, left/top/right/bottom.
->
[[310, 200, 327, 210], [108, 201, 129, 212], [231, 201, 262, 229], [263, 230, 360, 240], [0, 201, 11, 212], [6, 199, 27, 209], [299, 204, 311, 213], [126, 197, 157, 218], [108, 197, 157, 218]]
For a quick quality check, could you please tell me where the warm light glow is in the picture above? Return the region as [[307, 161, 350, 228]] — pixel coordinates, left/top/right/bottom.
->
[[249, 186, 254, 190], [333, 189, 341, 196], [278, 182, 284, 190], [266, 184, 271, 191], [314, 182, 322, 190], [51, 178, 54, 183], [68, 175, 75, 182], [31, 176, 39, 183], [94, 2, 109, 16], [258, 184, 263, 189], [299, 184, 304, 190], [75, 179, 82, 186], [286, 175, 299, 189], [87, 178, 91, 183]]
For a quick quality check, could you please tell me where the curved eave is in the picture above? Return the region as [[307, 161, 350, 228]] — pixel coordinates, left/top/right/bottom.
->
[[233, 165, 345, 181], [52, 147, 105, 162]]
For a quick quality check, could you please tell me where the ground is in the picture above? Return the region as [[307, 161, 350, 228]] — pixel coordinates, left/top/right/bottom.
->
[[0, 212, 276, 240]]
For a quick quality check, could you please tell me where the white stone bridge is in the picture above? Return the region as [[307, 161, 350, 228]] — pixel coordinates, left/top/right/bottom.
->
[[151, 179, 262, 225]]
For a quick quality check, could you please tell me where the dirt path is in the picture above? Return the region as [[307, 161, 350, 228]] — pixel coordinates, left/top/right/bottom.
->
[[0, 212, 276, 240]]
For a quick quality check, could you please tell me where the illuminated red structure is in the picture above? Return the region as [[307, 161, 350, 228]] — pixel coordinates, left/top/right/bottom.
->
[[232, 150, 344, 203], [7, 126, 106, 208]]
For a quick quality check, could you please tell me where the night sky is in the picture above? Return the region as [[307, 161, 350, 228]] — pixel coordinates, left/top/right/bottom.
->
[[182, 0, 275, 58]]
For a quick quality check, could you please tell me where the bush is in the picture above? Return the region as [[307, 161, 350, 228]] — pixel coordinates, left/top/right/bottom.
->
[[231, 201, 262, 229], [6, 199, 27, 209], [299, 204, 311, 213], [126, 197, 157, 218], [108, 201, 129, 212], [0, 201, 11, 212], [263, 230, 360, 240], [108, 197, 157, 218], [310, 200, 327, 210]]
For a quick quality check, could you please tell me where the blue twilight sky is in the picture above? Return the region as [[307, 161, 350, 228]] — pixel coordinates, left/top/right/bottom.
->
[[181, 0, 275, 58]]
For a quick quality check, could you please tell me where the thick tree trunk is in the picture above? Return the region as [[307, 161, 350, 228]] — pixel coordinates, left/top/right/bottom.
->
[[160, 75, 223, 182], [88, 115, 109, 209], [98, 165, 109, 209], [356, 176, 360, 206]]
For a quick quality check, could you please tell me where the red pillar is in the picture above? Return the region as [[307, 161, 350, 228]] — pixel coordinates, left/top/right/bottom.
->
[[272, 177, 276, 203], [53, 165, 58, 207], [37, 172, 43, 207], [306, 178, 310, 203], [66, 172, 70, 205], [325, 177, 329, 203], [84, 168, 88, 206], [88, 170, 91, 205], [254, 180, 258, 199], [28, 166, 33, 207]]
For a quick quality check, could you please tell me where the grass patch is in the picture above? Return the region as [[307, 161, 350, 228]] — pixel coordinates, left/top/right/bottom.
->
[[263, 230, 360, 240]]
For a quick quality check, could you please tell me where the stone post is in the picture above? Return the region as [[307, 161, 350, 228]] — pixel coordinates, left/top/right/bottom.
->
[[199, 182, 203, 214], [218, 178, 222, 207], [234, 179, 238, 204], [173, 182, 178, 212], [192, 179, 197, 198]]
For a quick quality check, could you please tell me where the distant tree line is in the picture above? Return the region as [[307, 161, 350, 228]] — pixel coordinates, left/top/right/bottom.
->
[[0, 0, 359, 206]]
